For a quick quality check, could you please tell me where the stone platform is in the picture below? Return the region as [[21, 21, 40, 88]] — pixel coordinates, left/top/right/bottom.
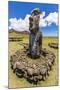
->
[[10, 46, 55, 84]]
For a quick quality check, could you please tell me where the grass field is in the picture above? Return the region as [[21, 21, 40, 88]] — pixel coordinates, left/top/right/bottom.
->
[[8, 31, 58, 88]]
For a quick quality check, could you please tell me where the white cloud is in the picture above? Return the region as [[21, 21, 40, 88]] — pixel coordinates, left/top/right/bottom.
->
[[45, 12, 58, 26], [39, 11, 58, 27], [9, 14, 30, 32], [40, 11, 45, 19], [39, 11, 48, 27], [9, 12, 58, 32]]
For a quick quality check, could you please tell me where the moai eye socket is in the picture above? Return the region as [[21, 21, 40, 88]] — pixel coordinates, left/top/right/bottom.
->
[[29, 17, 33, 21]]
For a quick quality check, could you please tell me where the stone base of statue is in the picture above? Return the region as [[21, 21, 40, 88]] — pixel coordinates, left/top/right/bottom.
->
[[10, 45, 55, 84]]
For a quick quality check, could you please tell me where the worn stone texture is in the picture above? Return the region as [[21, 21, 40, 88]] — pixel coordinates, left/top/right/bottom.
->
[[10, 47, 55, 84], [29, 8, 42, 57]]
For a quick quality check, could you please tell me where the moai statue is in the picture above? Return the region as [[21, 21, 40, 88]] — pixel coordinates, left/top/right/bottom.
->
[[28, 8, 42, 58]]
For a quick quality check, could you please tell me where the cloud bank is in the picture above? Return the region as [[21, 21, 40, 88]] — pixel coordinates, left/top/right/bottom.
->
[[9, 11, 58, 32]]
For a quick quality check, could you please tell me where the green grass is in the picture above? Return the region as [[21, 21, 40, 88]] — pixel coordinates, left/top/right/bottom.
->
[[8, 32, 58, 88]]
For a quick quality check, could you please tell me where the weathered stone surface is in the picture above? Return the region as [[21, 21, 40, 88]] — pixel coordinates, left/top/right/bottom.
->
[[10, 47, 55, 84], [29, 8, 42, 57]]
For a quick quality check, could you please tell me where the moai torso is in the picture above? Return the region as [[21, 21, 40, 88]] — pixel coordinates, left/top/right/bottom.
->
[[29, 8, 42, 58]]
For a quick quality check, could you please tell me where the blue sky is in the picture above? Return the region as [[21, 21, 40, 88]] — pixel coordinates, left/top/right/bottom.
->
[[8, 1, 58, 37]]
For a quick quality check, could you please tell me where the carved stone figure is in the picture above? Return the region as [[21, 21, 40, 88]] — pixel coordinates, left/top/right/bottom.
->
[[10, 8, 55, 84], [29, 8, 42, 58]]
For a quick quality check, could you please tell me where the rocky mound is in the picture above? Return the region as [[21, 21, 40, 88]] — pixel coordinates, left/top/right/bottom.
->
[[10, 46, 55, 84], [48, 43, 58, 49]]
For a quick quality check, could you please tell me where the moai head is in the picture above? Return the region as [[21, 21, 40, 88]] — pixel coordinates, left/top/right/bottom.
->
[[29, 8, 41, 34], [31, 8, 40, 16]]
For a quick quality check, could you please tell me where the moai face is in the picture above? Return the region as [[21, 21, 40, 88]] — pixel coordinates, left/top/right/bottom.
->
[[29, 9, 40, 33]]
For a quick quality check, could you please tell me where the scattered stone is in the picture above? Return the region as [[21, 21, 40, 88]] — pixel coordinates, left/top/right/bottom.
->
[[48, 43, 58, 49], [10, 48, 55, 84]]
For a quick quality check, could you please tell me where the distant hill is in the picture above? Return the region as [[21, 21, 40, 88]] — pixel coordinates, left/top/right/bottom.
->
[[9, 29, 29, 34]]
